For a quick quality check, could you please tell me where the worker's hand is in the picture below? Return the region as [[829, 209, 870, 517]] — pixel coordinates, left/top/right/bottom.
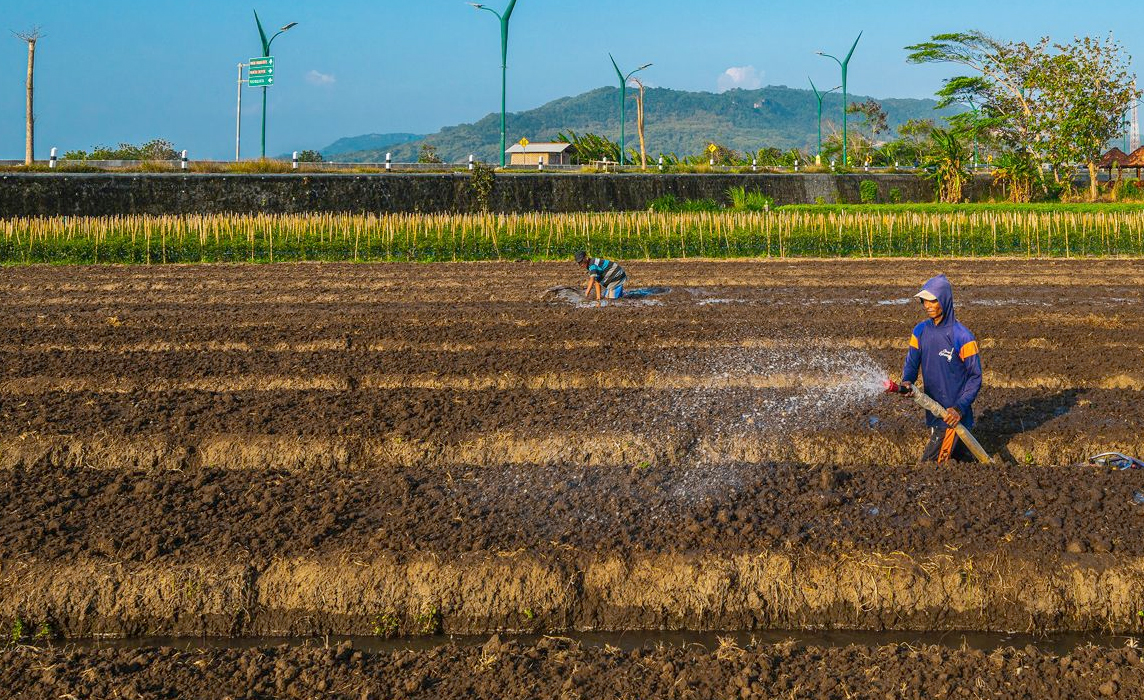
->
[[943, 407, 961, 427], [899, 381, 912, 396]]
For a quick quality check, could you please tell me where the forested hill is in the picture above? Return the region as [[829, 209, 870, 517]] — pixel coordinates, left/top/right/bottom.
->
[[318, 133, 423, 159], [329, 85, 958, 163]]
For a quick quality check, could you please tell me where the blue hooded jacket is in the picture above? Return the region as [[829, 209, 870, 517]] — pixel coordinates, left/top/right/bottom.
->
[[901, 274, 982, 429]]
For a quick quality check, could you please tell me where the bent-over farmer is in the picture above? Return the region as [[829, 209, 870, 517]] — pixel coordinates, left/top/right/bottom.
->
[[575, 251, 627, 301]]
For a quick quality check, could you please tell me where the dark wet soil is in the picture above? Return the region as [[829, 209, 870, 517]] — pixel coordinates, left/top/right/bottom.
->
[[2, 263, 1143, 557], [2, 260, 1144, 689], [0, 385, 1136, 447], [2, 262, 1142, 566], [2, 459, 1142, 565], [3, 262, 1142, 472], [2, 636, 1141, 699]]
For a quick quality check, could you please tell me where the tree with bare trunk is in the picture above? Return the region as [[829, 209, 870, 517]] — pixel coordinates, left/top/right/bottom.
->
[[630, 77, 648, 170], [14, 27, 44, 166]]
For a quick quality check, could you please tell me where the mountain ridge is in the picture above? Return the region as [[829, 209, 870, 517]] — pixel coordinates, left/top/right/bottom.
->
[[320, 133, 423, 158], [323, 85, 958, 163]]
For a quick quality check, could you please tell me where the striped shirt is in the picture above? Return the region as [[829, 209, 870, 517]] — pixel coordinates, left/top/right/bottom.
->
[[587, 257, 626, 286]]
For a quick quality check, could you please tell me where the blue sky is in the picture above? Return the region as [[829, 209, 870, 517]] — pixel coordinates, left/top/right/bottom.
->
[[1, 1, 1137, 159]]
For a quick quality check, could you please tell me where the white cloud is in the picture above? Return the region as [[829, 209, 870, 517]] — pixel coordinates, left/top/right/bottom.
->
[[306, 70, 336, 86], [717, 65, 763, 93]]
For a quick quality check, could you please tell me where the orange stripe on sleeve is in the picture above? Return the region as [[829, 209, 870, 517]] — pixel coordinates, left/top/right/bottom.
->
[[909, 335, 919, 350], [959, 341, 979, 360]]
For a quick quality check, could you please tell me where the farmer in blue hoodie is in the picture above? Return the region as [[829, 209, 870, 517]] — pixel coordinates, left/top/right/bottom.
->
[[898, 274, 983, 464]]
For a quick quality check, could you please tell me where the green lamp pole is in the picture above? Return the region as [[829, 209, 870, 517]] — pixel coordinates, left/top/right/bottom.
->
[[816, 31, 862, 166], [609, 55, 652, 167], [809, 78, 841, 164], [470, 0, 519, 168], [254, 10, 297, 159]]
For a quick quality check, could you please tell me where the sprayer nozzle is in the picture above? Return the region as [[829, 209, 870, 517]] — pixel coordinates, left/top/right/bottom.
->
[[884, 379, 911, 395]]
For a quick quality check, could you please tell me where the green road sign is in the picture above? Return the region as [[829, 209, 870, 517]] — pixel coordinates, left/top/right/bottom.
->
[[248, 56, 275, 87]]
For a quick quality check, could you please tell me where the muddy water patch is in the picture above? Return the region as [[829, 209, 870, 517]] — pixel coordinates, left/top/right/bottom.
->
[[544, 285, 671, 308]]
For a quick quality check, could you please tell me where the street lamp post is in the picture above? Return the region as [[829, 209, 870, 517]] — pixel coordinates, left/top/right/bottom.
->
[[816, 31, 862, 167], [809, 78, 841, 165], [469, 0, 519, 168], [236, 62, 247, 162], [609, 55, 652, 167], [254, 11, 297, 159]]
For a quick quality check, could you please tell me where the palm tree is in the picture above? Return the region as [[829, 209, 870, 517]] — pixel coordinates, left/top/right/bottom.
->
[[990, 151, 1037, 203], [921, 129, 970, 203]]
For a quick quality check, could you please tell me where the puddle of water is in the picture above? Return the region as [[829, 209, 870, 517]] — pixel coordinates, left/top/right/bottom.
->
[[625, 287, 672, 299], [55, 629, 1135, 655], [548, 286, 670, 308], [969, 299, 1052, 307], [623, 299, 663, 307]]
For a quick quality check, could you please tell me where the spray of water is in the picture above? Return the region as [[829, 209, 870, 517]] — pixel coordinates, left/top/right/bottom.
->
[[446, 343, 896, 532], [470, 291, 901, 523], [616, 341, 895, 506], [665, 343, 890, 437]]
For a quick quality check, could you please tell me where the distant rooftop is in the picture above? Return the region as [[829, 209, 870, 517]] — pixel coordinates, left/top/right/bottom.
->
[[505, 142, 572, 155]]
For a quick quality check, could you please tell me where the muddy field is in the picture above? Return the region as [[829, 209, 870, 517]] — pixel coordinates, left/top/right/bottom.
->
[[2, 260, 1144, 697], [3, 636, 1142, 699]]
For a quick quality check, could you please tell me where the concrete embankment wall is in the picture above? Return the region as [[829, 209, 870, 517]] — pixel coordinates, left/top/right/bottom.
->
[[0, 173, 950, 216]]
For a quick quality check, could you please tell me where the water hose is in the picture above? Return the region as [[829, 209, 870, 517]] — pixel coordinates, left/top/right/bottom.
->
[[884, 380, 991, 464]]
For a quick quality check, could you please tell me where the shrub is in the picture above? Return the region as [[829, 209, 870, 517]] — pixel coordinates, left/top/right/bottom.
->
[[728, 186, 774, 211], [680, 198, 720, 212], [64, 138, 179, 161], [889, 187, 902, 203], [418, 144, 443, 164], [859, 180, 879, 204], [1113, 179, 1144, 202], [648, 194, 720, 212], [744, 190, 774, 211], [470, 162, 495, 212], [1037, 180, 1066, 202]]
